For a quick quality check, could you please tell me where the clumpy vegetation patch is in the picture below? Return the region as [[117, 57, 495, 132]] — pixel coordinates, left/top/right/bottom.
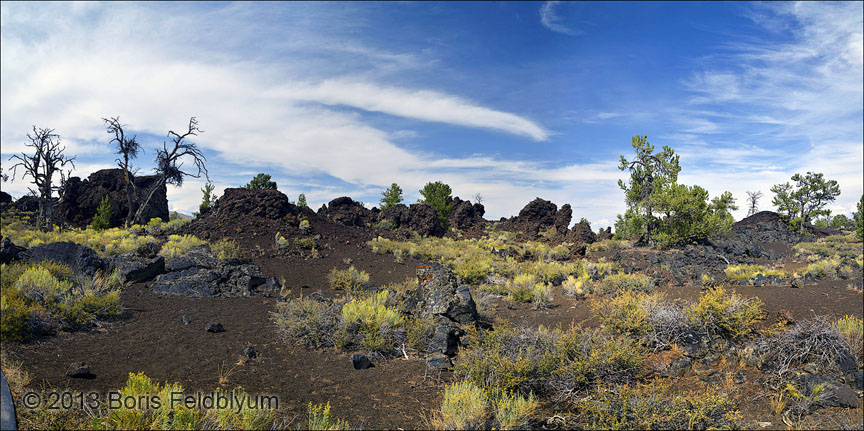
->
[[454, 325, 644, 398], [573, 381, 740, 430], [429, 380, 538, 430], [723, 263, 788, 281], [327, 266, 370, 291], [686, 287, 764, 339], [159, 234, 207, 258], [1, 261, 124, 341], [273, 287, 416, 356]]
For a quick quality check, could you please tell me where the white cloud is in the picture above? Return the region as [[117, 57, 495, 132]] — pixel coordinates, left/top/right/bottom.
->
[[1, 2, 619, 226], [675, 1, 863, 218], [539, 1, 579, 36]]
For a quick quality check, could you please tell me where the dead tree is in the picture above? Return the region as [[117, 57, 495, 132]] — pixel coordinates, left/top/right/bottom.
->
[[104, 117, 143, 227], [746, 190, 763, 217], [8, 126, 76, 231], [133, 117, 208, 224]]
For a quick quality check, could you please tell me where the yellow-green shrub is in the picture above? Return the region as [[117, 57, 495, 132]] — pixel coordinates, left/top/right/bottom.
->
[[576, 382, 739, 430], [492, 389, 537, 430], [328, 266, 370, 291], [432, 381, 489, 430], [294, 237, 317, 250], [562, 274, 591, 297], [341, 290, 404, 352], [800, 258, 840, 279], [306, 402, 349, 430], [1, 262, 123, 341], [836, 315, 863, 364], [687, 287, 763, 338], [159, 234, 206, 258], [92, 372, 200, 430], [210, 238, 242, 261], [586, 239, 631, 254], [724, 264, 788, 281], [592, 291, 665, 335], [595, 273, 654, 295]]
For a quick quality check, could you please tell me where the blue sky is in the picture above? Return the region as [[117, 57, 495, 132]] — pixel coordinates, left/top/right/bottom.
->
[[1, 1, 861, 228]]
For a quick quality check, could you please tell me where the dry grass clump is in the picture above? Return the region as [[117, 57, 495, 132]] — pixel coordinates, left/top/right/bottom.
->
[[592, 291, 690, 351], [686, 287, 763, 339], [159, 234, 206, 258], [799, 258, 841, 279], [586, 239, 631, 254], [328, 266, 370, 291], [574, 381, 740, 430], [836, 315, 863, 366], [594, 272, 655, 296], [724, 264, 788, 281], [306, 402, 350, 430], [210, 237, 242, 261], [762, 315, 857, 377], [1, 261, 124, 341], [272, 294, 341, 348], [454, 325, 644, 401], [2, 217, 158, 257], [429, 380, 537, 430]]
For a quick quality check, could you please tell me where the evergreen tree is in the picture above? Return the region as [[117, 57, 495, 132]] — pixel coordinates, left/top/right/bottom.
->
[[380, 183, 403, 210], [418, 181, 453, 227], [855, 195, 864, 241], [89, 195, 114, 231], [617, 135, 681, 244], [245, 173, 277, 190], [197, 182, 217, 215], [772, 172, 841, 231], [298, 193, 308, 208]]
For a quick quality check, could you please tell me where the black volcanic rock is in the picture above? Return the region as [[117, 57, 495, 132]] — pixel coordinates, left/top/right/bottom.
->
[[54, 169, 168, 228]]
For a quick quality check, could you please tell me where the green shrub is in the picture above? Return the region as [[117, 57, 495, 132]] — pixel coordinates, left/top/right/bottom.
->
[[454, 254, 493, 285], [724, 264, 788, 281], [1, 262, 123, 341], [341, 290, 404, 353], [92, 372, 200, 430], [159, 234, 206, 258], [800, 258, 840, 279], [200, 388, 274, 430], [595, 273, 654, 295], [687, 287, 763, 338], [455, 325, 643, 398], [836, 315, 863, 365], [210, 238, 242, 261], [492, 389, 537, 430], [586, 239, 631, 254], [272, 295, 340, 348], [592, 291, 665, 335], [575, 382, 739, 430], [88, 195, 114, 231], [431, 380, 489, 430], [328, 266, 370, 291], [406, 315, 436, 352], [306, 402, 349, 430], [294, 237, 316, 250]]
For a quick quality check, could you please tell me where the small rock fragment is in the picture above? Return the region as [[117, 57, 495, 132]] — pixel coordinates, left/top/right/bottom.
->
[[352, 353, 373, 370], [206, 322, 225, 333]]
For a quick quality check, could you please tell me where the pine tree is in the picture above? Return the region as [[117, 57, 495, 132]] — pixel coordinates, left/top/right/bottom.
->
[[380, 183, 404, 210], [298, 193, 308, 208], [89, 195, 114, 231]]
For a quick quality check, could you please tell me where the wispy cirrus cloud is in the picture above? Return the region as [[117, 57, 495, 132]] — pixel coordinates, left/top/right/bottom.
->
[[539, 1, 580, 36], [673, 1, 863, 217]]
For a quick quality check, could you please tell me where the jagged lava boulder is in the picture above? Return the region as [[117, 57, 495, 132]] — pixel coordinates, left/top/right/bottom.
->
[[447, 197, 486, 232], [208, 188, 300, 220], [54, 169, 168, 228], [318, 196, 374, 227], [13, 195, 40, 212], [150, 244, 278, 297], [380, 203, 445, 237], [22, 241, 107, 276]]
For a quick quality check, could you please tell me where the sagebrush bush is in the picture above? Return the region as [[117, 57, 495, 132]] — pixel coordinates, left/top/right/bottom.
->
[[430, 380, 537, 431], [431, 381, 489, 430], [724, 264, 788, 281], [562, 274, 591, 297], [306, 402, 350, 430], [836, 315, 863, 366], [455, 325, 643, 399], [586, 239, 631, 254], [595, 273, 654, 295], [686, 287, 763, 338], [92, 372, 200, 430], [800, 258, 840, 279], [272, 295, 340, 348], [328, 266, 370, 291], [592, 291, 665, 336], [575, 382, 740, 430], [341, 290, 404, 353], [294, 237, 316, 250], [1, 262, 123, 341], [159, 234, 206, 258], [210, 238, 242, 261], [2, 215, 157, 257]]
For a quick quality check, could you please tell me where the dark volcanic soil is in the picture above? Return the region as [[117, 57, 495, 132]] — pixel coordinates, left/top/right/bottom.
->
[[3, 287, 446, 429]]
